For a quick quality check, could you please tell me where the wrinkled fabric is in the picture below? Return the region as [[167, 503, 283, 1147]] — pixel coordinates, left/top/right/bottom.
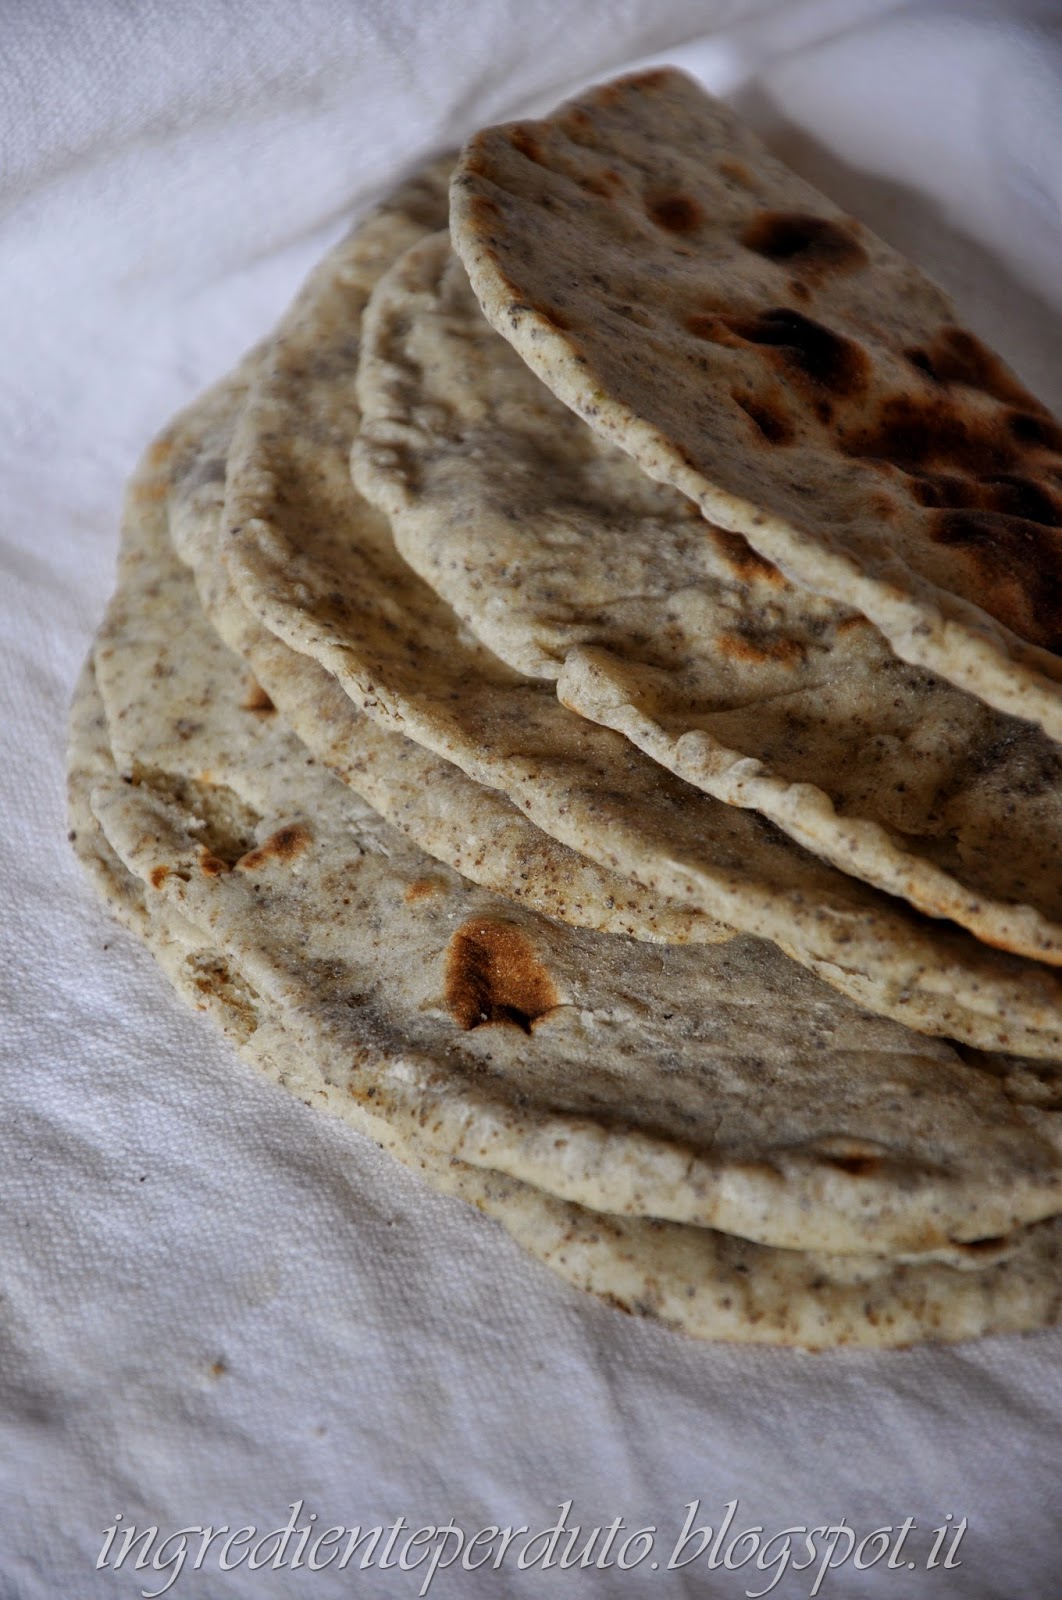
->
[[2, 2, 1060, 1594]]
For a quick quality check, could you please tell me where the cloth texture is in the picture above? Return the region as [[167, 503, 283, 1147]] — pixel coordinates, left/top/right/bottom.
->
[[2, 1, 1061, 1595]]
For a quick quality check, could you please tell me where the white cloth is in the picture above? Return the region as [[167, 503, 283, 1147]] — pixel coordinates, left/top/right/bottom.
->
[[3, 2, 1061, 1594]]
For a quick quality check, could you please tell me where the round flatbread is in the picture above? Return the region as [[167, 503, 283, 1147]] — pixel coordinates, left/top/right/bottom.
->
[[450, 68, 1062, 740]]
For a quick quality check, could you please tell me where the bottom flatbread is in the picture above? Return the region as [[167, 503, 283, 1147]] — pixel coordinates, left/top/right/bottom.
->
[[70, 656, 1062, 1347]]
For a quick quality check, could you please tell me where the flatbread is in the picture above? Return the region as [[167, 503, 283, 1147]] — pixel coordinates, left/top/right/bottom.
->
[[450, 68, 1062, 741], [217, 166, 1062, 1056], [353, 230, 1062, 964], [165, 370, 729, 946], [84, 438, 1062, 1265], [72, 641, 1062, 1349], [69, 657, 264, 1050], [68, 656, 151, 944]]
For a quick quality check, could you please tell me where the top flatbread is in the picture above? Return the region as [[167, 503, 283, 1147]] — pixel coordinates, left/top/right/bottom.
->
[[450, 68, 1062, 739]]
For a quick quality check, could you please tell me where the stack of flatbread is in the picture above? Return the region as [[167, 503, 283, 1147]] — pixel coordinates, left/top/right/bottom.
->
[[69, 71, 1062, 1348]]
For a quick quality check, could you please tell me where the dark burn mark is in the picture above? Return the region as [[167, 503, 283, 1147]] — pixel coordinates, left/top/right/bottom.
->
[[534, 303, 571, 331], [707, 526, 786, 586], [827, 1153, 882, 1178], [731, 391, 794, 446], [1007, 409, 1062, 451], [444, 918, 558, 1034], [728, 308, 869, 397], [906, 326, 1041, 408], [149, 865, 170, 890], [241, 682, 276, 714], [934, 507, 1057, 560], [910, 471, 1060, 525], [238, 823, 312, 872], [839, 344, 1062, 644], [741, 211, 867, 275], [509, 126, 545, 166], [648, 194, 702, 234], [973, 473, 1046, 518], [931, 511, 1062, 651], [905, 347, 935, 379], [842, 395, 1016, 474], [718, 632, 806, 666]]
